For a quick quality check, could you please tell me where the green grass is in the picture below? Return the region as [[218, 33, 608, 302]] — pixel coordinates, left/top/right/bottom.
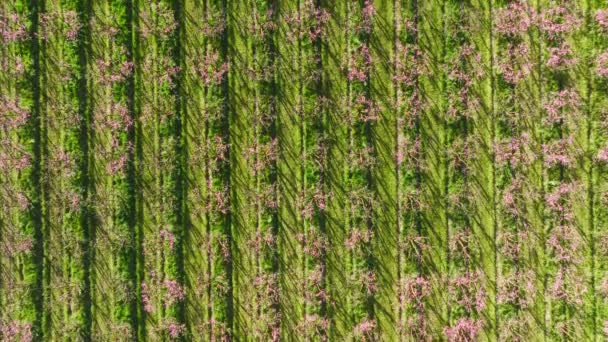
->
[[0, 1, 38, 340], [88, 0, 136, 338], [321, 0, 352, 339], [276, 0, 305, 337], [39, 0, 83, 338], [180, 0, 213, 338], [227, 0, 257, 337], [571, 0, 596, 336], [4, 0, 608, 340], [368, 0, 398, 339], [463, 0, 497, 339], [418, 0, 449, 338]]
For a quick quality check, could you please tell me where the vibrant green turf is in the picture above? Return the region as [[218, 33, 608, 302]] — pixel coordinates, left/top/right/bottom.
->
[[276, 0, 305, 338]]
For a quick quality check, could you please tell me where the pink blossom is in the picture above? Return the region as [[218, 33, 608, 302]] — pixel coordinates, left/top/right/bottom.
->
[[0, 13, 28, 43], [313, 192, 326, 211], [67, 191, 80, 211], [15, 191, 29, 210], [449, 271, 486, 313], [449, 230, 472, 260], [348, 45, 372, 82], [298, 314, 329, 335], [540, 7, 580, 38], [547, 225, 583, 264], [97, 59, 133, 85], [495, 133, 532, 167], [597, 234, 608, 256], [545, 182, 576, 213], [498, 43, 532, 84], [39, 11, 81, 41], [2, 56, 25, 77], [159, 229, 176, 249], [198, 51, 229, 86], [546, 43, 576, 70], [397, 135, 421, 166], [597, 9, 608, 29], [113, 104, 133, 129], [164, 279, 185, 305], [14, 154, 30, 171], [166, 322, 185, 339], [253, 273, 280, 303], [200, 14, 226, 37], [360, 0, 376, 32], [400, 276, 430, 305], [495, 1, 534, 36], [106, 155, 127, 175], [542, 137, 574, 168], [394, 43, 421, 86], [596, 51, 608, 78], [498, 271, 535, 308], [138, 4, 177, 39], [355, 95, 380, 122], [361, 270, 377, 295], [63, 11, 81, 41], [297, 231, 326, 258], [1, 96, 30, 129], [0, 320, 32, 342], [120, 61, 134, 76], [211, 135, 229, 162], [307, 266, 324, 288], [217, 235, 231, 262], [444, 318, 482, 342], [141, 282, 153, 313], [498, 230, 529, 259], [597, 146, 608, 162], [2, 233, 33, 257], [271, 325, 280, 342], [354, 319, 376, 337], [501, 178, 525, 217], [308, 7, 330, 41], [543, 88, 579, 124], [345, 229, 372, 250], [249, 231, 276, 254], [400, 233, 429, 257], [448, 44, 484, 84], [212, 188, 230, 214], [548, 269, 586, 306]]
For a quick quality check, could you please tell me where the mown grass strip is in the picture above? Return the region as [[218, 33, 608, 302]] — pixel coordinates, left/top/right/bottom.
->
[[27, 0, 45, 337], [0, 1, 39, 339], [418, 0, 449, 336], [39, 0, 84, 338], [368, 0, 398, 339], [180, 0, 211, 338], [76, 0, 92, 338], [572, 0, 598, 338], [466, 0, 498, 339], [227, 0, 256, 336], [321, 0, 352, 338], [276, 0, 305, 337], [136, 1, 161, 335], [87, 0, 136, 338], [134, 0, 182, 338]]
